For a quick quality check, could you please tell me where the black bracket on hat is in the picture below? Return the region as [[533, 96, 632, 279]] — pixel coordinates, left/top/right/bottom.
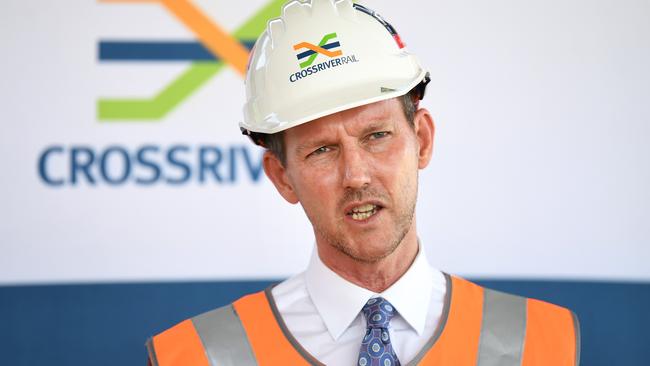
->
[[415, 72, 431, 101]]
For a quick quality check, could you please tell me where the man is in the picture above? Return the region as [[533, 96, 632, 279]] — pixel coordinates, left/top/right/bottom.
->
[[147, 1, 580, 365]]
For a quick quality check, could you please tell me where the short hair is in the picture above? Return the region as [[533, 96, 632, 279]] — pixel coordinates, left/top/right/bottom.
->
[[263, 88, 420, 166]]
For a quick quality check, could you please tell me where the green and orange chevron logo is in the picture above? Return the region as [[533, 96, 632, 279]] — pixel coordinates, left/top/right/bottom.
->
[[97, 0, 284, 121], [293, 32, 343, 69]]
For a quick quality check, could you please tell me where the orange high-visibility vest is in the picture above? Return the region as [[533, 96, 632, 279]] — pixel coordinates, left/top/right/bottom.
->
[[147, 275, 580, 366]]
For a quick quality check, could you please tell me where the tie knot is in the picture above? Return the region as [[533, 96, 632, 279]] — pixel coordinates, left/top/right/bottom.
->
[[362, 297, 396, 329]]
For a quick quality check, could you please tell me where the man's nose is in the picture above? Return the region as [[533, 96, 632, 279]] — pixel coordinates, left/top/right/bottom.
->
[[340, 145, 371, 189]]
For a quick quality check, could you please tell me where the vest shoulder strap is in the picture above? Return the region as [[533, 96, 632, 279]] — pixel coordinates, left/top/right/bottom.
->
[[148, 302, 259, 366], [416, 276, 579, 366], [148, 289, 317, 366], [521, 297, 580, 366], [147, 318, 211, 366], [233, 289, 318, 365], [415, 275, 485, 365]]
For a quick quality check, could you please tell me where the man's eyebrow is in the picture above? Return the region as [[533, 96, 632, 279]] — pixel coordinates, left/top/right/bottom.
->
[[358, 119, 393, 136], [294, 119, 393, 153], [295, 138, 331, 153]]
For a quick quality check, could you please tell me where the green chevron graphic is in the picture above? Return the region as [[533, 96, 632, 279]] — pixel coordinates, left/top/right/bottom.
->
[[300, 32, 339, 69], [98, 0, 284, 121]]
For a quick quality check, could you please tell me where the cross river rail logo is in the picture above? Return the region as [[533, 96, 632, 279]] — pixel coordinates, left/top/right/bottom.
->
[[96, 0, 285, 121], [289, 32, 359, 83], [37, 0, 288, 187]]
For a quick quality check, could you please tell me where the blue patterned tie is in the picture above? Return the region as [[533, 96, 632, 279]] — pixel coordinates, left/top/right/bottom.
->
[[357, 297, 401, 366]]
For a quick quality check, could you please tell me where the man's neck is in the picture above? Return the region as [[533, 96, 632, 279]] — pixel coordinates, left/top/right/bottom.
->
[[317, 229, 419, 293]]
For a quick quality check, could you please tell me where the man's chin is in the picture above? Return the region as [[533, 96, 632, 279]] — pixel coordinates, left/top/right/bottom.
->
[[333, 239, 402, 264]]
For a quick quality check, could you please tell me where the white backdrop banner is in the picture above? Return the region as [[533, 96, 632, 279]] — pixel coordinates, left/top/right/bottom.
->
[[1, 0, 649, 284]]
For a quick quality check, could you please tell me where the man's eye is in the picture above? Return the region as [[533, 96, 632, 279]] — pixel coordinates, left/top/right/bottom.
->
[[369, 131, 390, 139], [310, 146, 330, 156]]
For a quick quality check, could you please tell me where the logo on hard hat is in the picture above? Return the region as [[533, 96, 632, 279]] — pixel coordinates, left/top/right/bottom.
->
[[293, 32, 343, 69], [288, 32, 359, 83]]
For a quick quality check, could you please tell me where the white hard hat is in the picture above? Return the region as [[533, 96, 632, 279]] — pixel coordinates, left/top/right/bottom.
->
[[240, 0, 430, 144]]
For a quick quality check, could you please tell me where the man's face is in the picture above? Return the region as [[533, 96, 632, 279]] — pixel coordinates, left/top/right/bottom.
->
[[264, 98, 434, 263]]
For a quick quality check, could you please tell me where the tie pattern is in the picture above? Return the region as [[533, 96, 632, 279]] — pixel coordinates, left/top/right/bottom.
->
[[357, 297, 401, 366]]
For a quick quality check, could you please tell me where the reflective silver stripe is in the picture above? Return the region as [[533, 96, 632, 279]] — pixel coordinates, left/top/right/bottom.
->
[[192, 304, 258, 366], [476, 289, 527, 366], [146, 337, 159, 366], [572, 311, 581, 366]]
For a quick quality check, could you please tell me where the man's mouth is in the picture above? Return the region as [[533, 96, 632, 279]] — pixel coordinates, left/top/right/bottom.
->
[[347, 203, 380, 221]]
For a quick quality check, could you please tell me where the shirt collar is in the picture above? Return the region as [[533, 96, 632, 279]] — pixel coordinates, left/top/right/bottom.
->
[[304, 243, 436, 341]]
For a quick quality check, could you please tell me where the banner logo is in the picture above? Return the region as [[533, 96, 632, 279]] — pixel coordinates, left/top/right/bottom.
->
[[96, 0, 284, 121], [293, 32, 343, 69]]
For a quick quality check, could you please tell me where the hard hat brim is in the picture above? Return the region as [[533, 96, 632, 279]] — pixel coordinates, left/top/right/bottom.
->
[[240, 68, 428, 135]]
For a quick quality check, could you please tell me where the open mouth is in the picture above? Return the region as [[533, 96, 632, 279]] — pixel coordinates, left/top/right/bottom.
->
[[347, 203, 381, 221]]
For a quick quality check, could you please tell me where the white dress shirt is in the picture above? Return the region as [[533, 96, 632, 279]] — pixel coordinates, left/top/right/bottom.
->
[[271, 245, 447, 365]]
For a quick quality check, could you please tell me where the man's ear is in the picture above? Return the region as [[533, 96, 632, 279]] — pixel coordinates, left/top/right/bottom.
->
[[263, 151, 299, 204], [413, 108, 435, 169]]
